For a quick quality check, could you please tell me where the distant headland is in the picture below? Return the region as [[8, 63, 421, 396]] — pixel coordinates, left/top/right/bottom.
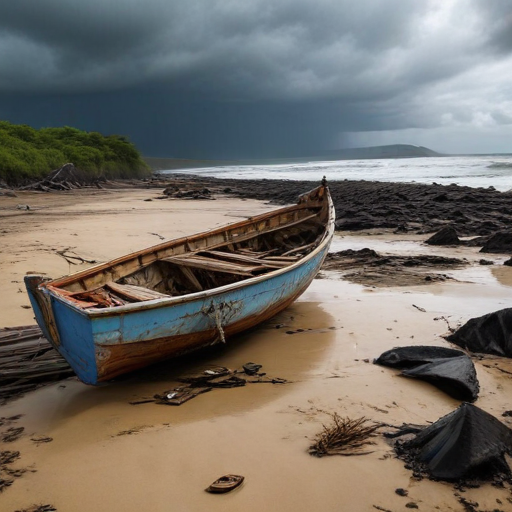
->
[[144, 144, 444, 171]]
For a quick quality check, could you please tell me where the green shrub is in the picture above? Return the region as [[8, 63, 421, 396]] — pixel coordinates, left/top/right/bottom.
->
[[0, 121, 150, 185]]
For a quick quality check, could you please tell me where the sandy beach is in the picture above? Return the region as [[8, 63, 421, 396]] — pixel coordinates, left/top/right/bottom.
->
[[2, 184, 512, 512]]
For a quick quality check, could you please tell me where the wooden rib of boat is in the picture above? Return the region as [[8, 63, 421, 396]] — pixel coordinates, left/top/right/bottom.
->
[[24, 182, 335, 385]]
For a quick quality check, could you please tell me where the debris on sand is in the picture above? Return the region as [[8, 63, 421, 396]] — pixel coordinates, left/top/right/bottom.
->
[[1, 427, 24, 443], [205, 474, 244, 494], [0, 450, 21, 492], [14, 505, 57, 512], [447, 308, 512, 358], [375, 346, 465, 368], [154, 386, 212, 406], [391, 403, 512, 482], [309, 414, 380, 457], [0, 325, 74, 405], [322, 249, 465, 287], [162, 186, 214, 200], [401, 357, 479, 402], [30, 436, 53, 445], [19, 163, 103, 192], [131, 363, 287, 406], [375, 346, 479, 401]]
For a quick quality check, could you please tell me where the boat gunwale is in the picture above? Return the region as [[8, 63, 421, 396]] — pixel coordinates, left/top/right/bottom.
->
[[41, 188, 335, 318]]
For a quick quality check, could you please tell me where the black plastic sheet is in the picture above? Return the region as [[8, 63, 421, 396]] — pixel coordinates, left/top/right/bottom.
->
[[375, 346, 479, 401], [395, 403, 512, 481]]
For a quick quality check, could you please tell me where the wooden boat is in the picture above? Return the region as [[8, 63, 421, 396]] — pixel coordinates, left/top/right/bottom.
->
[[25, 182, 335, 385]]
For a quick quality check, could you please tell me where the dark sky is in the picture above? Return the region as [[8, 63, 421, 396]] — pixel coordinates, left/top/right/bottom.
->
[[1, 1, 512, 158]]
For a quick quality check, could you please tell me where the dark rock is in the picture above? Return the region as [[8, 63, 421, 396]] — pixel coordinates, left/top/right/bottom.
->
[[480, 231, 512, 254], [395, 488, 408, 497], [479, 259, 494, 265], [447, 308, 512, 357], [425, 226, 460, 246], [504, 258, 512, 267]]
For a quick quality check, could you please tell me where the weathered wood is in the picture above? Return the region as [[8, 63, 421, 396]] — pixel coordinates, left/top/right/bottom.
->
[[282, 241, 318, 256], [201, 250, 286, 268], [162, 255, 264, 276], [0, 325, 74, 404], [177, 266, 203, 292], [105, 282, 170, 302]]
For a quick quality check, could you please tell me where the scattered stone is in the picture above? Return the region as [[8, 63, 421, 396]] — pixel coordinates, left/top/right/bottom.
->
[[395, 488, 408, 496], [504, 258, 512, 267], [447, 307, 512, 357], [480, 231, 512, 254], [478, 259, 494, 265], [425, 226, 460, 246]]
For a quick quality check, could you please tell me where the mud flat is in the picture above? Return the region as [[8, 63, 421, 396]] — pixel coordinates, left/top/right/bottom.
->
[[1, 185, 512, 511]]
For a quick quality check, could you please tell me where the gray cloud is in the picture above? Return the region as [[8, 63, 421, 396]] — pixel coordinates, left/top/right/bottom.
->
[[0, 0, 511, 156]]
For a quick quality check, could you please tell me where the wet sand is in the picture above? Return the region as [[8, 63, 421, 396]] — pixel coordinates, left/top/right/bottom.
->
[[2, 187, 512, 511]]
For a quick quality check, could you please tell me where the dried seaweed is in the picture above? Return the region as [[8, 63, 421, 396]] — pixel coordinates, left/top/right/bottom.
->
[[14, 505, 57, 512], [1, 427, 24, 443], [0, 450, 20, 492], [309, 414, 380, 457]]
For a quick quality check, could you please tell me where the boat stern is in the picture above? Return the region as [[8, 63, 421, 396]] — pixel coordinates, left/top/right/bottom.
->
[[24, 275, 99, 384]]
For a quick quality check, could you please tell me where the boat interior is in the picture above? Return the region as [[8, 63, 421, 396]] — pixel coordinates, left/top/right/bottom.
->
[[47, 191, 330, 309]]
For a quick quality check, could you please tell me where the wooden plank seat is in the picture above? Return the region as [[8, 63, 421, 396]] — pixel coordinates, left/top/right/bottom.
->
[[162, 254, 267, 276], [105, 282, 170, 302], [199, 250, 290, 269]]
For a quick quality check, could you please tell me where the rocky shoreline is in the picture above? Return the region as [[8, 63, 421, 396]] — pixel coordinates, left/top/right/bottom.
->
[[155, 173, 512, 236]]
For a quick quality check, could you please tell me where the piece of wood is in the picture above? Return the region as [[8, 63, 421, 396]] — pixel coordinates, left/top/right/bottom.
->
[[263, 255, 300, 261], [178, 266, 203, 292], [162, 255, 264, 276], [105, 282, 170, 302], [282, 241, 317, 256], [201, 250, 286, 268]]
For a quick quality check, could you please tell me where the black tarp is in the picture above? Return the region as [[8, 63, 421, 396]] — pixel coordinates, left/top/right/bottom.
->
[[394, 403, 512, 481], [401, 356, 479, 401], [374, 346, 464, 368], [374, 346, 479, 401], [447, 308, 512, 357]]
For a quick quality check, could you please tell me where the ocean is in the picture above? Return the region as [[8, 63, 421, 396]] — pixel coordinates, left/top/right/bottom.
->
[[163, 155, 512, 192]]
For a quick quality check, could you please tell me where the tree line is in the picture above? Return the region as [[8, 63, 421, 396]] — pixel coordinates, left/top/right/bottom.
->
[[0, 121, 150, 185]]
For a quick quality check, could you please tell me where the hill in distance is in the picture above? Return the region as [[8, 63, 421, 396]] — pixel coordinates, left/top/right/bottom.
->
[[144, 144, 444, 171]]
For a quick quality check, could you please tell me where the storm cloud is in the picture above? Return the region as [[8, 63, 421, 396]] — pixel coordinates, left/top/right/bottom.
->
[[1, 0, 511, 157]]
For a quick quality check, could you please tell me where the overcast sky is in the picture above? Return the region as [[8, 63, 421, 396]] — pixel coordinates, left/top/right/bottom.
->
[[1, 0, 511, 158]]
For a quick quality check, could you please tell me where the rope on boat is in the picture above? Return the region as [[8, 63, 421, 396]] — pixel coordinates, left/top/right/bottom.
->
[[203, 302, 226, 343]]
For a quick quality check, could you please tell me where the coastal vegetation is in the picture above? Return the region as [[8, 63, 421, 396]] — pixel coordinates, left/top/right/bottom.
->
[[0, 121, 150, 185]]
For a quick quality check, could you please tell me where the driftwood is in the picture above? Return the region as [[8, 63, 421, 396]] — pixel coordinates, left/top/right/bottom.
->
[[19, 163, 104, 192], [0, 325, 74, 405]]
